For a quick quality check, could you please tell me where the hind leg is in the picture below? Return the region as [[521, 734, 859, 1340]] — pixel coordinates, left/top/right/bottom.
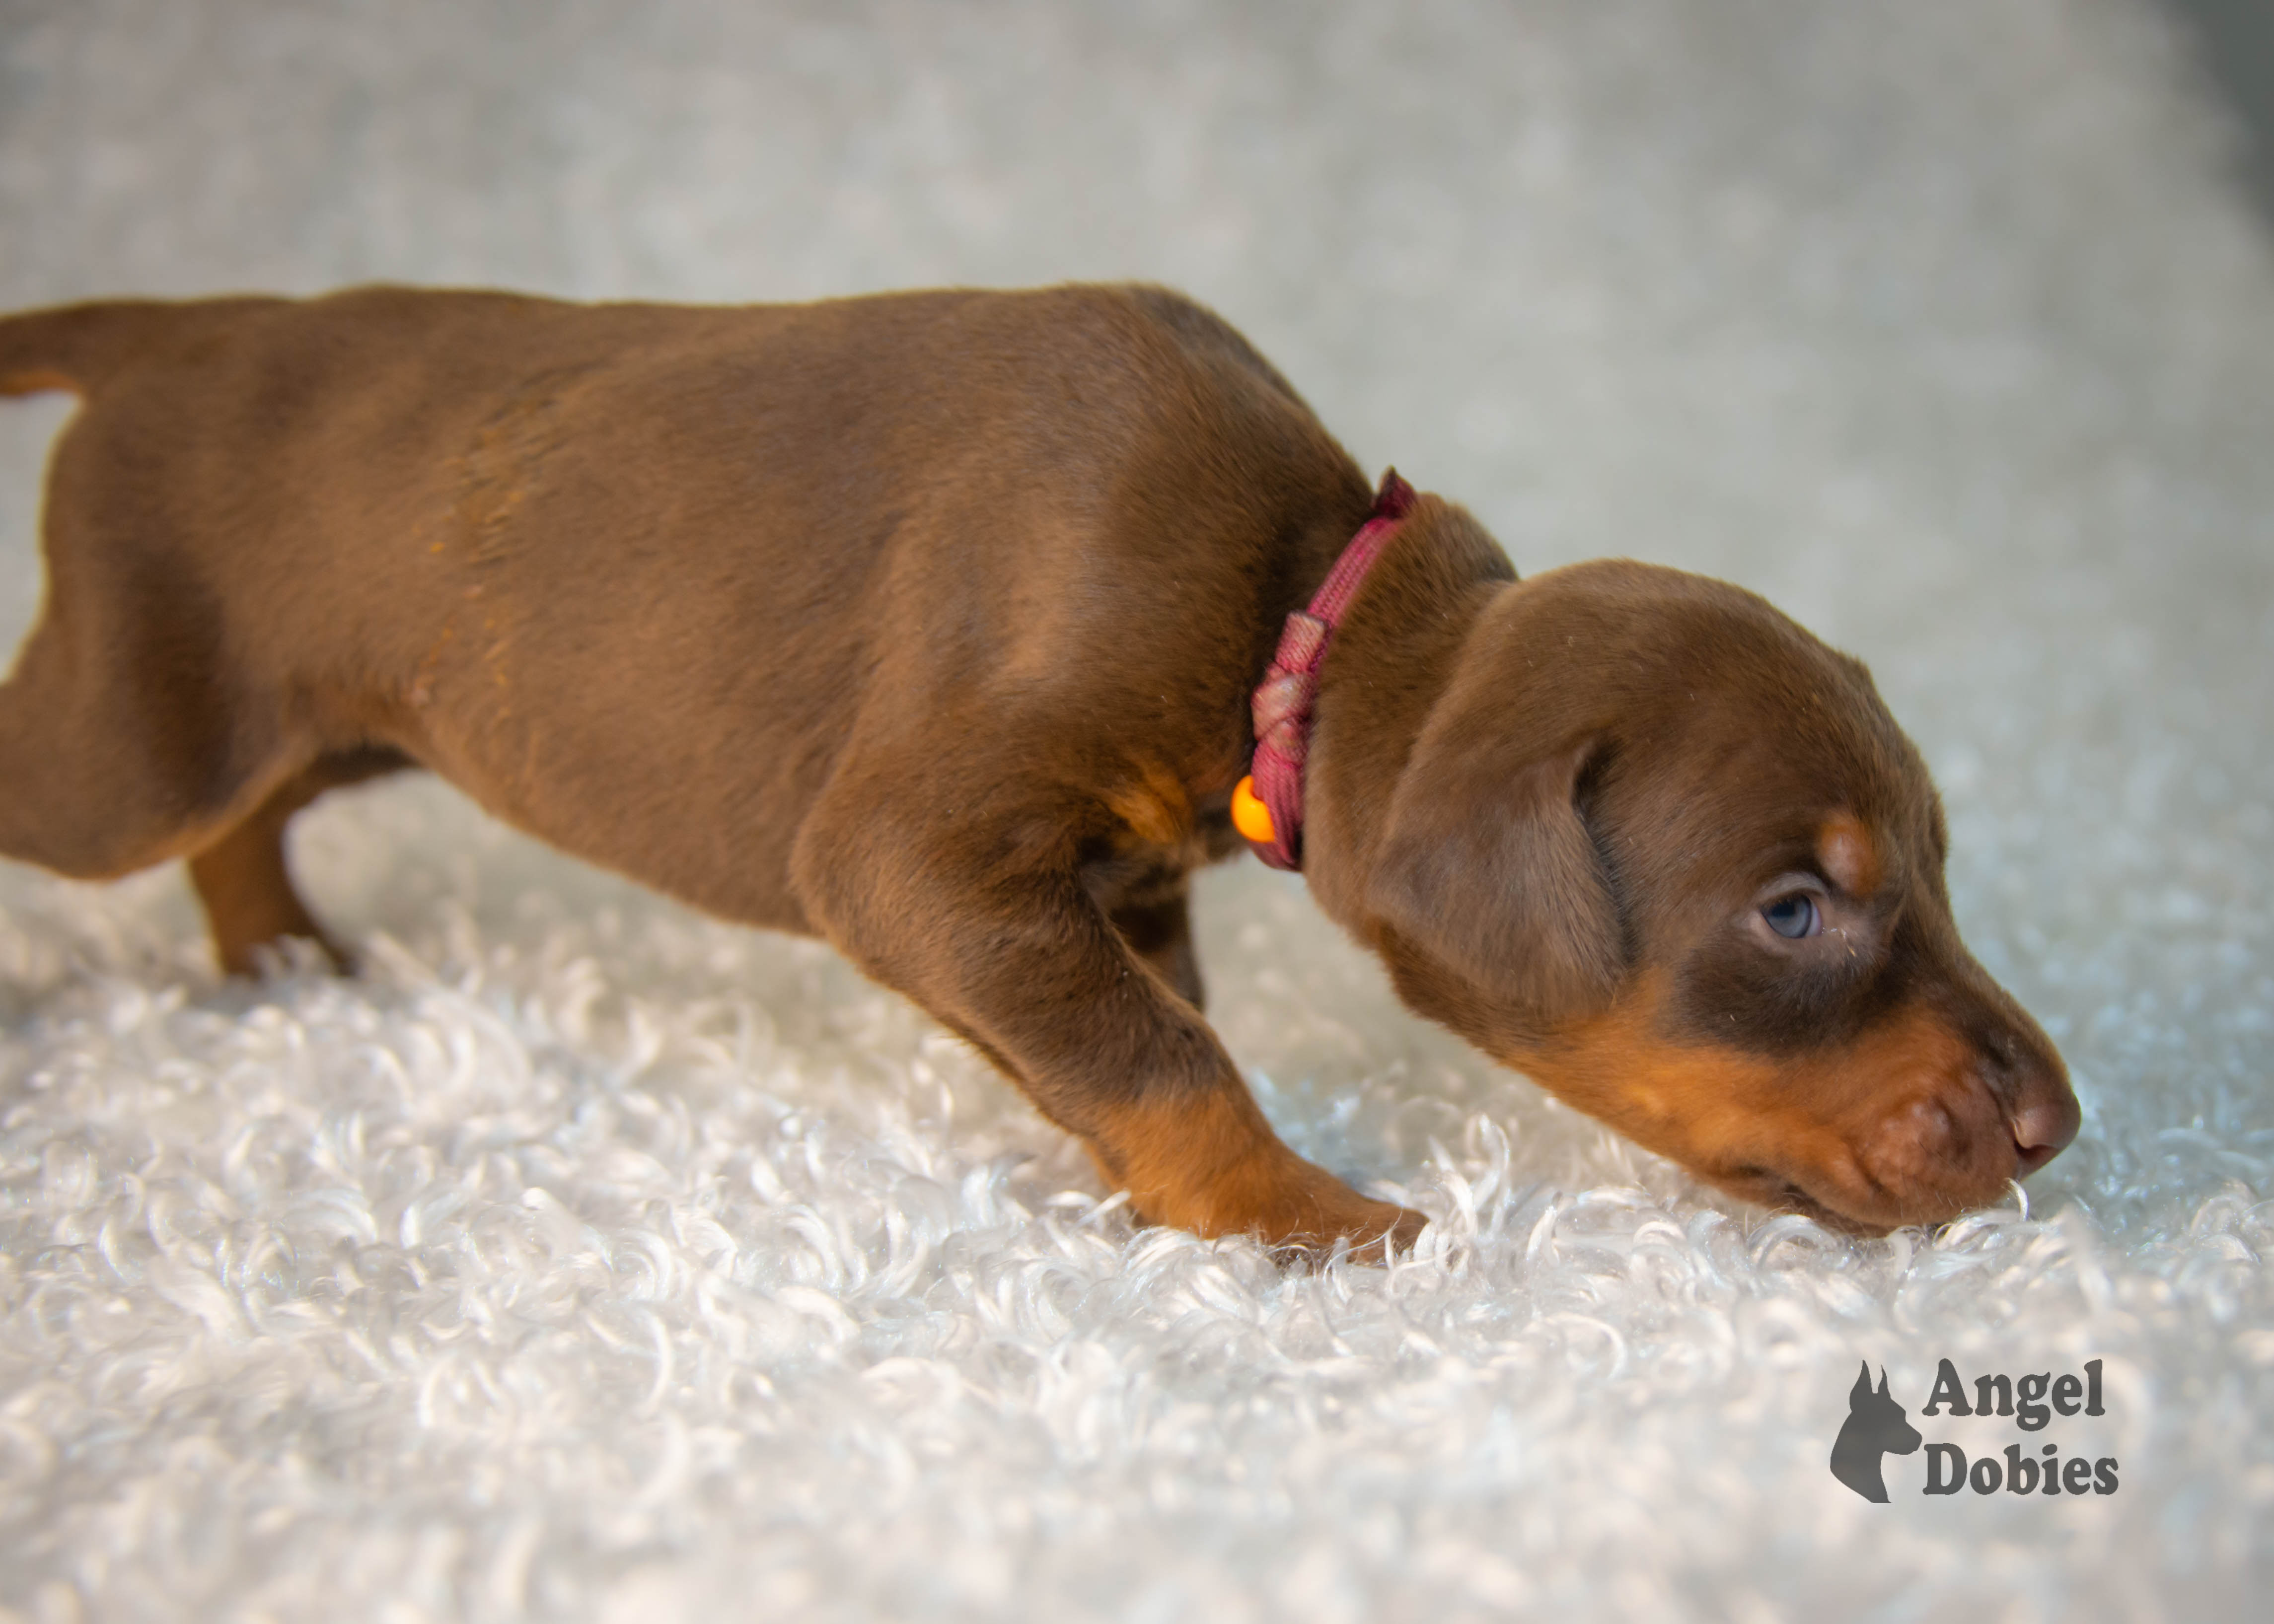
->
[[0, 605, 249, 881], [188, 748, 409, 976], [0, 430, 274, 882]]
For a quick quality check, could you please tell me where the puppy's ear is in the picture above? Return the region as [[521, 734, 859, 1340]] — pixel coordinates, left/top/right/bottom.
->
[[1368, 730, 1622, 1026]]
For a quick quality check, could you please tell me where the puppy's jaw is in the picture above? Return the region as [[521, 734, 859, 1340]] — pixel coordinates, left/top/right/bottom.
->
[[1507, 973, 2074, 1234]]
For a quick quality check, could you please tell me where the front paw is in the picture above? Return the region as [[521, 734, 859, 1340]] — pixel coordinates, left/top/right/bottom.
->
[[1266, 1185, 1426, 1266], [1130, 1148, 1426, 1263], [1089, 1087, 1427, 1263], [1338, 1198, 1428, 1265]]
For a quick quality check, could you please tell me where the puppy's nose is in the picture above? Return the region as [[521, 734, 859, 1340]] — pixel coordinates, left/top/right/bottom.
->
[[2010, 1094, 2079, 1176], [1970, 997, 2078, 1179]]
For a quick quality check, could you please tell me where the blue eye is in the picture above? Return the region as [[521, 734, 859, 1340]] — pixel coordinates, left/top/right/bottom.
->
[[1761, 893, 1821, 940]]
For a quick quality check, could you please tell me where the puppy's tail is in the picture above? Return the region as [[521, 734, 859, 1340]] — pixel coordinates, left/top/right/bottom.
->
[[0, 296, 275, 399]]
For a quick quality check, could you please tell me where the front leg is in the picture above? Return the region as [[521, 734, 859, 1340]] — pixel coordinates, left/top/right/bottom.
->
[[791, 781, 1420, 1256]]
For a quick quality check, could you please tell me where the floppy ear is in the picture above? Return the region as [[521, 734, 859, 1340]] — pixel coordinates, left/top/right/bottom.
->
[[1368, 729, 1621, 1026]]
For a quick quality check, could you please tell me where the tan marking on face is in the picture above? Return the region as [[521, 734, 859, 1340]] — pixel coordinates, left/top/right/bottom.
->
[[1513, 974, 2008, 1232], [1817, 812, 1883, 897]]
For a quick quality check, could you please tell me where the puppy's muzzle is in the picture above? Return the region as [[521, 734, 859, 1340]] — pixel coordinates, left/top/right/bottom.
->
[[1848, 1000, 2077, 1225]]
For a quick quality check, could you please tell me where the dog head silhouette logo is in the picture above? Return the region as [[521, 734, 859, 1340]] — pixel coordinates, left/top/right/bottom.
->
[[1831, 1361, 1921, 1502]]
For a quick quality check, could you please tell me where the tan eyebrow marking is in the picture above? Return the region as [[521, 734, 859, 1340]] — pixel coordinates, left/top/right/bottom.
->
[[1817, 812, 1883, 898]]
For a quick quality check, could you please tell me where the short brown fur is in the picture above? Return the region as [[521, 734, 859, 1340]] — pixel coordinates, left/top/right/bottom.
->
[[0, 283, 2076, 1248]]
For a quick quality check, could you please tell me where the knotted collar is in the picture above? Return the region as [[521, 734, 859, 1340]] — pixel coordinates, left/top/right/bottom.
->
[[1234, 469, 1417, 870]]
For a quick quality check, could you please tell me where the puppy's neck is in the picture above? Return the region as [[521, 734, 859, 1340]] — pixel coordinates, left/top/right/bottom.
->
[[1299, 496, 1515, 929]]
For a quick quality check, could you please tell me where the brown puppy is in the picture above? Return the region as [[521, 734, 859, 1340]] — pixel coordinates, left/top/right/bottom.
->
[[0, 283, 2077, 1248]]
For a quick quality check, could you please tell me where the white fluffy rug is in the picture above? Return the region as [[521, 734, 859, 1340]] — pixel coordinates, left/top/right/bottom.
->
[[2, 2, 2271, 1619]]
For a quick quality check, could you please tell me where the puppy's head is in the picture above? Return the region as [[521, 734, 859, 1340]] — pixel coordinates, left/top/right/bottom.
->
[[1345, 556, 2075, 1234]]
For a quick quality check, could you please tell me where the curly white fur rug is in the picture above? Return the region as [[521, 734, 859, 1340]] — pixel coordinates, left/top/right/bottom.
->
[[1, 2, 2269, 1619]]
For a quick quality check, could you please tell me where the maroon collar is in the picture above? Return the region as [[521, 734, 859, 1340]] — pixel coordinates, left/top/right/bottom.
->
[[1235, 469, 1418, 870]]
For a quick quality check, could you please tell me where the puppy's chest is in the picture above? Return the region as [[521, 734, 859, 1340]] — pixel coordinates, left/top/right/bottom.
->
[[1079, 846, 1195, 918], [1080, 789, 1242, 916]]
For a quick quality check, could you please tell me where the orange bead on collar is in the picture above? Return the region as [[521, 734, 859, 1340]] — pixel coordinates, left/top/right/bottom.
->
[[1231, 775, 1277, 845]]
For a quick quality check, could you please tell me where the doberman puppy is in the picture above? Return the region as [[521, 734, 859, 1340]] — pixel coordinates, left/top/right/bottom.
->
[[0, 283, 2078, 1251]]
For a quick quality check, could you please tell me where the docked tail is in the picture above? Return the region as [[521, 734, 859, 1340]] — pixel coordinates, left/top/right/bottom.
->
[[0, 300, 178, 397], [0, 296, 274, 399]]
